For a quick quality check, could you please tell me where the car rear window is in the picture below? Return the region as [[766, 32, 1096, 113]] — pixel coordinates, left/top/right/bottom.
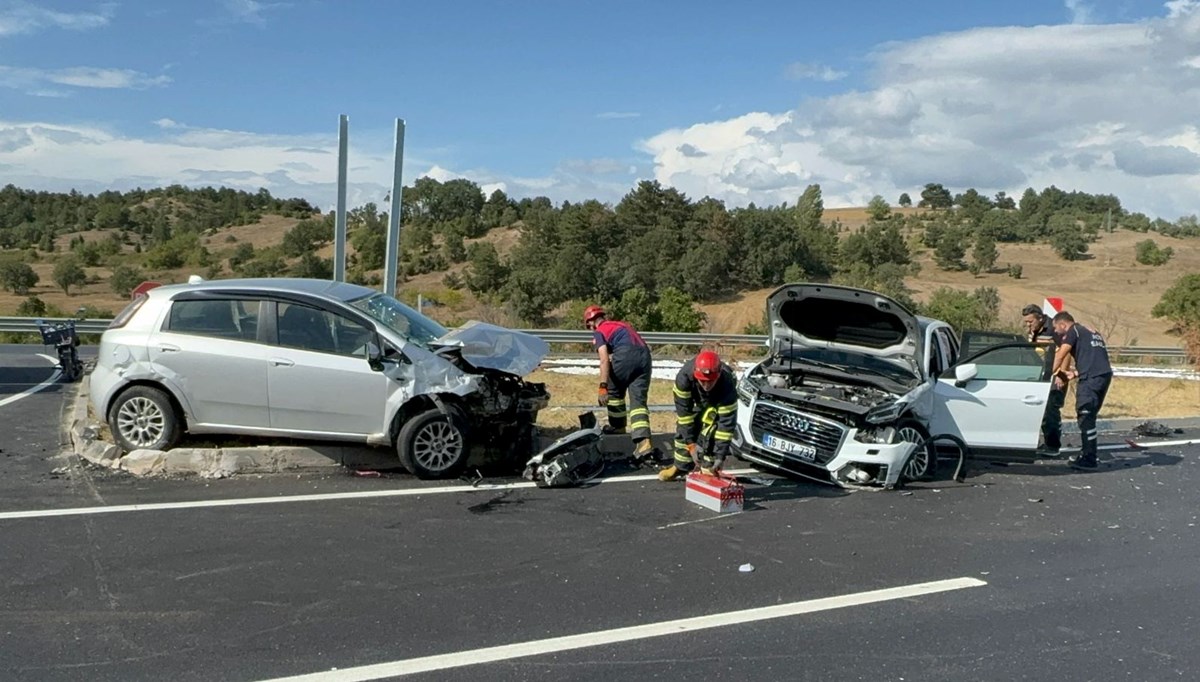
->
[[166, 299, 261, 341]]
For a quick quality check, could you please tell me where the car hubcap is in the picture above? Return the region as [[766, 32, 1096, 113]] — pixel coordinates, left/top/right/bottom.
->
[[899, 426, 929, 478], [116, 397, 165, 448], [413, 421, 464, 472]]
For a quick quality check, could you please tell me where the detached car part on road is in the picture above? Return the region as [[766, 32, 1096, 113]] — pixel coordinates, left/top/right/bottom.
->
[[733, 284, 1054, 488], [89, 278, 550, 479]]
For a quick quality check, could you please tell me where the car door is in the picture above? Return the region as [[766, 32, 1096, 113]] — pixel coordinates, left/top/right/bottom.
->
[[266, 301, 388, 437], [148, 298, 271, 428], [928, 343, 1052, 452]]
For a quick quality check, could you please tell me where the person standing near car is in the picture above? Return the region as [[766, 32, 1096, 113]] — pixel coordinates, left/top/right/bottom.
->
[[659, 350, 739, 481], [583, 305, 655, 459], [1051, 311, 1113, 470], [1022, 304, 1064, 455]]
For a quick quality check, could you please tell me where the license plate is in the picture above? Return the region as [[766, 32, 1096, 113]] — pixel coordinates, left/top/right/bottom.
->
[[762, 433, 817, 461]]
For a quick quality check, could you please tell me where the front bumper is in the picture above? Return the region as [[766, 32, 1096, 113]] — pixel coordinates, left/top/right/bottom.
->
[[732, 398, 917, 488]]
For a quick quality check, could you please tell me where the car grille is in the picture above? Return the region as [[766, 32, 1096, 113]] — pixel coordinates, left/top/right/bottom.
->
[[750, 402, 846, 465]]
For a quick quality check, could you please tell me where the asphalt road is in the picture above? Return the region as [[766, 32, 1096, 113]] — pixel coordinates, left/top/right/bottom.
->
[[1, 344, 1198, 681]]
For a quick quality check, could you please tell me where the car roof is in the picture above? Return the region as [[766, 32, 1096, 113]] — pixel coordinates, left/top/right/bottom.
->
[[145, 277, 377, 303]]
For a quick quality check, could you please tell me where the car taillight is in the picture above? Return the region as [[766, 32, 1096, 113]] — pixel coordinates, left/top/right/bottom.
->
[[107, 296, 148, 330]]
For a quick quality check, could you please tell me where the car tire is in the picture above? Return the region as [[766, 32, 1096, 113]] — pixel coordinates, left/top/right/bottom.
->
[[897, 420, 937, 482], [108, 386, 181, 452], [397, 407, 470, 480]]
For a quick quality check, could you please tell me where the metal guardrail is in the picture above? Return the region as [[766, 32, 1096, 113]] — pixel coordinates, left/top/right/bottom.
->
[[0, 316, 1188, 359], [0, 316, 112, 335]]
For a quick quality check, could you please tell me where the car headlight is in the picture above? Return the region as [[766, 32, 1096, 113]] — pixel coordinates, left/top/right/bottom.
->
[[736, 378, 758, 406], [865, 401, 904, 425], [853, 426, 897, 444]]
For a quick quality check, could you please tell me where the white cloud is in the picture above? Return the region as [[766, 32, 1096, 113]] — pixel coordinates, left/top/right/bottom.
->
[[222, 0, 285, 25], [784, 61, 848, 82], [1065, 0, 1096, 23], [596, 111, 641, 120], [0, 1, 113, 37], [638, 2, 1200, 218], [0, 65, 171, 93]]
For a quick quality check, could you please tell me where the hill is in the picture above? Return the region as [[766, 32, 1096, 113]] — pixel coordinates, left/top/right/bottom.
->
[[1, 181, 1194, 348]]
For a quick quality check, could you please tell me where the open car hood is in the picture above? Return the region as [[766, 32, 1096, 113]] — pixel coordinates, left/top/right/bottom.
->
[[432, 321, 549, 377], [766, 284, 922, 365]]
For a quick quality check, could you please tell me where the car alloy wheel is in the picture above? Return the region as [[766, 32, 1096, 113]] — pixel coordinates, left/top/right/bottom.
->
[[116, 396, 167, 449], [410, 418, 465, 475], [898, 422, 934, 481]]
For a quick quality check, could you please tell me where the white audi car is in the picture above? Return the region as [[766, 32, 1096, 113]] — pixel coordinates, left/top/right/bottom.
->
[[732, 284, 1054, 488]]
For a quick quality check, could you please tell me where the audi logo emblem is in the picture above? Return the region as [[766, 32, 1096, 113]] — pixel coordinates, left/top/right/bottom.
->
[[781, 414, 811, 433]]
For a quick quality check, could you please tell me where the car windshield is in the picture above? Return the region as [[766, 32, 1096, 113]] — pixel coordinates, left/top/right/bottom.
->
[[348, 293, 448, 347], [779, 347, 919, 387]]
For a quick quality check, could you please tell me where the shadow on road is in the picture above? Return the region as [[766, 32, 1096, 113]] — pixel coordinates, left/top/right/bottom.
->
[[0, 366, 63, 397], [960, 447, 1184, 481]]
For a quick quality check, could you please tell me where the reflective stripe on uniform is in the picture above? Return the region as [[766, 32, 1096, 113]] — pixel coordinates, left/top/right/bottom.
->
[[676, 414, 695, 425], [716, 404, 737, 415], [673, 386, 690, 399], [714, 430, 734, 442]]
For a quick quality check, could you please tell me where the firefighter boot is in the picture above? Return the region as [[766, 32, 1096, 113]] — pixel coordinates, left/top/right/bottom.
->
[[658, 465, 683, 481], [632, 438, 656, 463]]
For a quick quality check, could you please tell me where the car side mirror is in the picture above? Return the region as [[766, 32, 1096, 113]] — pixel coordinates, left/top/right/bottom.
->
[[367, 342, 385, 372], [954, 363, 978, 388]]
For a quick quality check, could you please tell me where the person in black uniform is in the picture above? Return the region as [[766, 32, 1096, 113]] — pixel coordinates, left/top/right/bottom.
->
[[659, 350, 739, 481], [1022, 304, 1064, 455], [1051, 311, 1113, 469]]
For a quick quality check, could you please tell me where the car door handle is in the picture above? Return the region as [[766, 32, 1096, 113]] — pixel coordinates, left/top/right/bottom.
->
[[159, 343, 180, 352], [270, 357, 295, 367], [1022, 396, 1044, 405]]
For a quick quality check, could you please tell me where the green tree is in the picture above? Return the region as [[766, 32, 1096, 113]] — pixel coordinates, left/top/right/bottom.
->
[[655, 287, 706, 333], [109, 264, 146, 297], [898, 192, 912, 208], [606, 286, 660, 332], [0, 261, 39, 295], [1135, 239, 1174, 266], [1152, 273, 1200, 328], [954, 188, 992, 226], [16, 296, 48, 317], [464, 242, 509, 295], [52, 256, 87, 295], [1049, 221, 1088, 261], [934, 229, 967, 270], [281, 216, 333, 258], [971, 232, 998, 274], [994, 191, 1016, 210], [840, 223, 910, 269], [290, 253, 333, 279], [866, 195, 891, 221], [918, 183, 953, 209], [921, 286, 1001, 334]]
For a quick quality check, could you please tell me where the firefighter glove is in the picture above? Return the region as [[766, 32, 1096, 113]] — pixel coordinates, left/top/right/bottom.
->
[[597, 384, 608, 407]]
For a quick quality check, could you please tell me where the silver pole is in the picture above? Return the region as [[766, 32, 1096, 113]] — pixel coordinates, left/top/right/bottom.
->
[[333, 114, 349, 282], [384, 118, 406, 296]]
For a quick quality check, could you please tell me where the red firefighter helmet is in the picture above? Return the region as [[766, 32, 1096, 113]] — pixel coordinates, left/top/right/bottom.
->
[[693, 350, 721, 382], [583, 305, 606, 326]]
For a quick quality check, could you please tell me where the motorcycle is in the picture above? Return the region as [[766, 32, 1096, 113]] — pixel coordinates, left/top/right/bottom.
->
[[35, 315, 83, 382]]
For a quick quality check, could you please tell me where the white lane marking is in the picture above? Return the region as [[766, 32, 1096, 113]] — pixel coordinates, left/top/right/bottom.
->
[[257, 577, 987, 681], [657, 511, 743, 529], [0, 354, 61, 409], [0, 468, 761, 521]]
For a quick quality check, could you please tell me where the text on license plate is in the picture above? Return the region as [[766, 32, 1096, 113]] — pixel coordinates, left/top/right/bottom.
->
[[762, 433, 817, 460]]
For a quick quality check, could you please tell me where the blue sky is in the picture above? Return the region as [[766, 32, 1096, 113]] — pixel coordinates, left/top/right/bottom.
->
[[2, 0, 1198, 218]]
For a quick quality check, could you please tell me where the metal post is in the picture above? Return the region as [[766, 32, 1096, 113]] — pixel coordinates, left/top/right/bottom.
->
[[384, 118, 406, 296], [333, 114, 349, 282]]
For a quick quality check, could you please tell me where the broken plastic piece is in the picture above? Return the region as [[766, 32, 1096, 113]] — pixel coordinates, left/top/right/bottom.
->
[[739, 563, 755, 573], [353, 470, 382, 478]]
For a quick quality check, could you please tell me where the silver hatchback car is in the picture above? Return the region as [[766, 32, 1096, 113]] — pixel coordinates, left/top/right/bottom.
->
[[90, 278, 551, 479]]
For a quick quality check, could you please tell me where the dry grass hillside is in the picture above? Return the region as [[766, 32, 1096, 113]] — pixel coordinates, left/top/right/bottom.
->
[[2, 208, 1190, 348]]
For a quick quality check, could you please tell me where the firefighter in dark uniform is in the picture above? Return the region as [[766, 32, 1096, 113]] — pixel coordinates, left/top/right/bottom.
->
[[659, 350, 739, 481], [1022, 304, 1064, 455], [584, 305, 655, 459], [1051, 311, 1113, 469]]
